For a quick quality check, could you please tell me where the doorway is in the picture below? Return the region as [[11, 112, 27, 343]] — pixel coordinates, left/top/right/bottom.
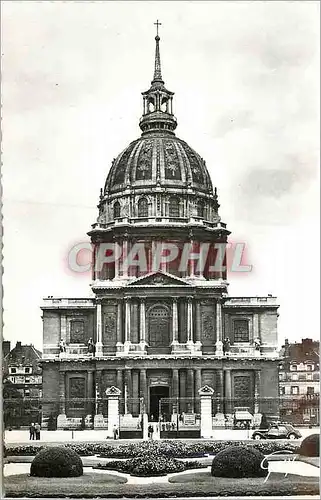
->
[[149, 386, 169, 420]]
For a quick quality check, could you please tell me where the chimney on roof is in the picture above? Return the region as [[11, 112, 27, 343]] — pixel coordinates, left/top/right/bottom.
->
[[2, 341, 11, 357], [16, 341, 22, 350], [285, 339, 289, 345]]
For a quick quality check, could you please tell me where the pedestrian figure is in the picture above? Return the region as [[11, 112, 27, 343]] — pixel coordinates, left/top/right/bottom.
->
[[59, 338, 66, 353], [34, 422, 41, 440], [29, 423, 35, 440], [113, 424, 119, 440], [148, 424, 154, 440]]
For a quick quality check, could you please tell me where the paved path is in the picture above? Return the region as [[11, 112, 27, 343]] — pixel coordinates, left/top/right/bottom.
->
[[4, 427, 319, 444]]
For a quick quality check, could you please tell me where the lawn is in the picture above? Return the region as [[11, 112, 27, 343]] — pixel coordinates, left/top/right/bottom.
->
[[4, 470, 319, 497]]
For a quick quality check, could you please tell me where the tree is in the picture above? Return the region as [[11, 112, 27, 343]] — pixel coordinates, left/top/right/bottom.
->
[[3, 379, 23, 428]]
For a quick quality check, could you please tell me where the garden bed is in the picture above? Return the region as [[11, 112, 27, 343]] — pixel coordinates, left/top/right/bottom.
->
[[4, 439, 299, 458], [4, 471, 319, 497]]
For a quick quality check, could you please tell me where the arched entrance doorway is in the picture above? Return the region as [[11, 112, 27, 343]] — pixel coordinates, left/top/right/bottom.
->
[[148, 305, 171, 353], [149, 386, 169, 420]]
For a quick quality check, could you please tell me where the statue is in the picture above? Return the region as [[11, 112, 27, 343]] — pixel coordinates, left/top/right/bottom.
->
[[87, 338, 95, 355], [223, 337, 230, 355], [254, 337, 261, 351], [59, 338, 66, 353]]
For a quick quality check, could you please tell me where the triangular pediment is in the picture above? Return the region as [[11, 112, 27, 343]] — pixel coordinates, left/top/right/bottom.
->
[[127, 271, 191, 287]]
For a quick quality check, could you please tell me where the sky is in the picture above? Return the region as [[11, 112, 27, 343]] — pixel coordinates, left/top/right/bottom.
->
[[2, 1, 320, 350]]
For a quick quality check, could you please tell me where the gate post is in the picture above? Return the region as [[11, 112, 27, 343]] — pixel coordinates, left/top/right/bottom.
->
[[106, 386, 121, 438], [198, 385, 214, 439]]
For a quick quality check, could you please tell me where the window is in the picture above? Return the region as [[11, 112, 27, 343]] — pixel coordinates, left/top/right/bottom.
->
[[197, 200, 205, 218], [25, 377, 30, 384], [291, 386, 299, 395], [307, 387, 314, 395], [306, 373, 313, 381], [291, 365, 297, 371], [233, 319, 249, 343], [25, 389, 30, 396], [138, 198, 148, 217], [306, 365, 313, 371], [169, 197, 180, 217], [69, 377, 86, 409], [70, 320, 85, 343], [279, 387, 285, 395], [10, 367, 16, 374], [25, 367, 31, 374], [113, 201, 121, 219], [292, 373, 299, 381]]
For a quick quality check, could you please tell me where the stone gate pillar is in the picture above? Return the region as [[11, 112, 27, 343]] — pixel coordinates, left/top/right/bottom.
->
[[198, 385, 214, 439], [106, 386, 121, 438]]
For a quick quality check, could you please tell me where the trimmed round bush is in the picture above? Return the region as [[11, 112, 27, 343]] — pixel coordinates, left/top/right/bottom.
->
[[298, 434, 320, 457], [30, 446, 83, 477], [211, 445, 268, 478]]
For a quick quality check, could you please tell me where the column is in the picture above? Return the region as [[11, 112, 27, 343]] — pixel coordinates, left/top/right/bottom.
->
[[253, 313, 260, 346], [116, 369, 123, 392], [254, 370, 261, 414], [225, 369, 232, 414], [57, 370, 67, 429], [187, 297, 194, 344], [172, 369, 179, 399], [87, 370, 94, 421], [171, 298, 178, 344], [187, 369, 194, 412], [117, 300, 123, 344], [59, 371, 66, 414], [122, 240, 128, 278], [216, 369, 224, 414], [96, 300, 103, 356], [215, 299, 223, 355], [194, 369, 202, 413], [139, 369, 148, 402], [60, 314, 67, 341], [189, 240, 195, 277], [114, 240, 120, 279], [195, 301, 201, 343], [125, 369, 132, 414], [95, 370, 103, 415], [124, 298, 131, 345], [139, 298, 146, 345]]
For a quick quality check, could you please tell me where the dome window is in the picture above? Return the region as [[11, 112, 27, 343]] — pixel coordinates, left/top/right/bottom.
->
[[113, 201, 121, 219], [197, 200, 205, 218], [138, 197, 149, 217], [169, 196, 180, 217]]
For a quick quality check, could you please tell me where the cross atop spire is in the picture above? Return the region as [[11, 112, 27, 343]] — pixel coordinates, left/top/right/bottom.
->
[[153, 20, 163, 83], [154, 19, 162, 37]]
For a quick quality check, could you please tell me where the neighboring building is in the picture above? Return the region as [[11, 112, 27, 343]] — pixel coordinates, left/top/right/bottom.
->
[[3, 341, 42, 427], [279, 338, 320, 425], [41, 31, 280, 431], [2, 340, 11, 358]]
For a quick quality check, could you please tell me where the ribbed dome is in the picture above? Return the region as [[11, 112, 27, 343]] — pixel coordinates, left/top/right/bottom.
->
[[104, 134, 213, 195]]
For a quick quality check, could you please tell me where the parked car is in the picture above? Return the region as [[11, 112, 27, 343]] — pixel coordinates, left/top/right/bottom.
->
[[251, 424, 302, 440]]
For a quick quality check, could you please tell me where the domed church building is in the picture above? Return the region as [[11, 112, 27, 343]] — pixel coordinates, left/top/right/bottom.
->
[[41, 29, 280, 433]]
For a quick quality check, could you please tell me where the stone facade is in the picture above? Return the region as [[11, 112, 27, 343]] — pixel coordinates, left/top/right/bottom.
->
[[278, 338, 319, 425], [40, 31, 280, 429]]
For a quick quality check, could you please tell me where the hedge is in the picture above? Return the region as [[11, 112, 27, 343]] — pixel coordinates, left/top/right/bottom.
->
[[211, 445, 268, 478], [5, 439, 299, 458], [30, 446, 83, 478]]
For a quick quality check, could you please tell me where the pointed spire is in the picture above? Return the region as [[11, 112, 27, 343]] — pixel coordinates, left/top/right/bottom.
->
[[152, 20, 164, 84]]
